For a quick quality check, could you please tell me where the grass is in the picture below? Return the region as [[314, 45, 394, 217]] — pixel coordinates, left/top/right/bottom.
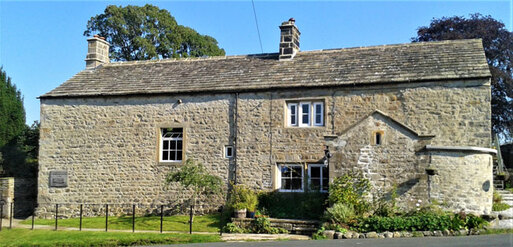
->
[[492, 202, 511, 211], [20, 214, 221, 233], [481, 228, 513, 235], [0, 228, 221, 247]]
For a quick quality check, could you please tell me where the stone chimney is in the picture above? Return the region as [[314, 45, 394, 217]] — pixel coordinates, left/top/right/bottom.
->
[[85, 35, 110, 69], [279, 18, 300, 60]]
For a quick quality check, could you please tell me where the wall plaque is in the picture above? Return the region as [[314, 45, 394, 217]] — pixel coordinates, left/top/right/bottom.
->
[[49, 170, 68, 188]]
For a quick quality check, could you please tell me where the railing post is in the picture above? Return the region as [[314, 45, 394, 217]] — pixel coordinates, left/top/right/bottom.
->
[[55, 204, 59, 231], [189, 204, 193, 234], [79, 204, 83, 231], [0, 203, 3, 231], [9, 202, 13, 229], [132, 204, 135, 233], [31, 213, 35, 230], [160, 205, 164, 233], [105, 204, 109, 232]]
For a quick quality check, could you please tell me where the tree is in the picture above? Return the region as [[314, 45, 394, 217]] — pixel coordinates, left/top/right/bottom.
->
[[412, 14, 513, 141], [166, 158, 223, 224], [0, 67, 25, 148], [84, 4, 226, 61]]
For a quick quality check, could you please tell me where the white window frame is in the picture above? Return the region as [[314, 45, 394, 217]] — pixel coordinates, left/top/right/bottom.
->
[[308, 164, 329, 192], [160, 128, 183, 162], [278, 164, 304, 192], [313, 102, 324, 126], [225, 145, 233, 158], [299, 102, 311, 127], [287, 103, 298, 126]]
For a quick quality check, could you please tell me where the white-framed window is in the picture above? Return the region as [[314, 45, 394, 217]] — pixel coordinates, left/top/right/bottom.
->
[[313, 102, 324, 126], [160, 128, 183, 162], [225, 145, 233, 158], [299, 102, 311, 127], [278, 164, 304, 192], [308, 164, 329, 192], [286, 101, 324, 127], [287, 103, 298, 126]]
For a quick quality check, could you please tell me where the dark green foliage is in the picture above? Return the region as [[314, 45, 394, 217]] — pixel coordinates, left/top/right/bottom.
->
[[0, 67, 39, 178], [84, 4, 225, 61], [493, 202, 510, 211], [356, 212, 487, 233], [222, 222, 246, 233], [323, 203, 355, 225], [257, 191, 328, 220], [0, 67, 25, 148], [250, 216, 288, 234], [413, 14, 513, 140], [328, 171, 372, 215], [226, 184, 258, 211]]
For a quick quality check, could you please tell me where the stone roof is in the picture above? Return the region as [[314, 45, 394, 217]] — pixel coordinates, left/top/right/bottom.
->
[[41, 39, 490, 99]]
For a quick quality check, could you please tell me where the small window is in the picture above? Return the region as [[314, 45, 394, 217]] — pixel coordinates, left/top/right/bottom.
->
[[300, 102, 311, 127], [375, 132, 382, 145], [278, 164, 303, 192], [308, 164, 329, 192], [287, 101, 324, 127], [160, 128, 183, 162], [313, 102, 324, 126], [287, 103, 298, 126], [225, 145, 233, 158]]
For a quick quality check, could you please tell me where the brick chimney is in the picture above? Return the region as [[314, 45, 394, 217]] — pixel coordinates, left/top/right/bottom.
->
[[279, 18, 300, 60], [85, 35, 110, 69]]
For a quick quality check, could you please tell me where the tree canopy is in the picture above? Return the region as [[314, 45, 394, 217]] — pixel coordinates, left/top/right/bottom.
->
[[84, 4, 226, 61], [0, 67, 25, 147], [412, 14, 513, 140]]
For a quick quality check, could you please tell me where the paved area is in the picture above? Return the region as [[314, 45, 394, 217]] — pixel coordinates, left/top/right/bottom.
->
[[155, 234, 513, 247]]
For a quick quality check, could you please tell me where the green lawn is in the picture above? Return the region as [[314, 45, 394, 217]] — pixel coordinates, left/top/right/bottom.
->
[[0, 228, 221, 247], [20, 214, 221, 233]]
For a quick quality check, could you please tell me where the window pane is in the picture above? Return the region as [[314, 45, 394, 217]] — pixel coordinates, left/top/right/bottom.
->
[[162, 151, 169, 161], [282, 166, 291, 177], [177, 140, 183, 149], [315, 114, 321, 124], [163, 140, 169, 150], [226, 147, 232, 157], [322, 166, 329, 177], [291, 178, 302, 190], [176, 151, 182, 161], [290, 105, 296, 125], [311, 167, 320, 178], [311, 178, 321, 190], [282, 179, 291, 190], [292, 166, 302, 178]]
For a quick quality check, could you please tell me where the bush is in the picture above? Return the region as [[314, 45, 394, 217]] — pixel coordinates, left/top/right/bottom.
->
[[258, 191, 327, 220], [493, 202, 511, 211], [250, 216, 288, 234], [328, 171, 371, 215], [227, 184, 258, 211], [222, 223, 247, 233], [356, 212, 487, 233], [323, 203, 355, 225]]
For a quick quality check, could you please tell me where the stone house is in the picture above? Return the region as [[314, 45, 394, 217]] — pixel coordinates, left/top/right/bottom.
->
[[37, 19, 495, 217]]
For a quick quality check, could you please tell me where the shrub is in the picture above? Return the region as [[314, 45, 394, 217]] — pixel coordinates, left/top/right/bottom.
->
[[227, 184, 258, 210], [312, 227, 327, 240], [250, 216, 288, 234], [356, 212, 486, 233], [493, 202, 511, 211], [328, 171, 371, 215], [323, 203, 355, 225], [372, 187, 398, 217], [258, 191, 327, 220], [222, 223, 246, 233]]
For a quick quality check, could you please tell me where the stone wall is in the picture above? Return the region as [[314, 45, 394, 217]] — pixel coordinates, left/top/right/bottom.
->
[[38, 78, 492, 217], [428, 151, 493, 214], [0, 177, 14, 218]]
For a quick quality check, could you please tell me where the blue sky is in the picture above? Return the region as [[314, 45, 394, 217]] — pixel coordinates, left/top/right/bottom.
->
[[0, 0, 512, 124]]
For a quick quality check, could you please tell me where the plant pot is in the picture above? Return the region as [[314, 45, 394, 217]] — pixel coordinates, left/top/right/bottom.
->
[[246, 211, 256, 218], [234, 208, 247, 218]]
